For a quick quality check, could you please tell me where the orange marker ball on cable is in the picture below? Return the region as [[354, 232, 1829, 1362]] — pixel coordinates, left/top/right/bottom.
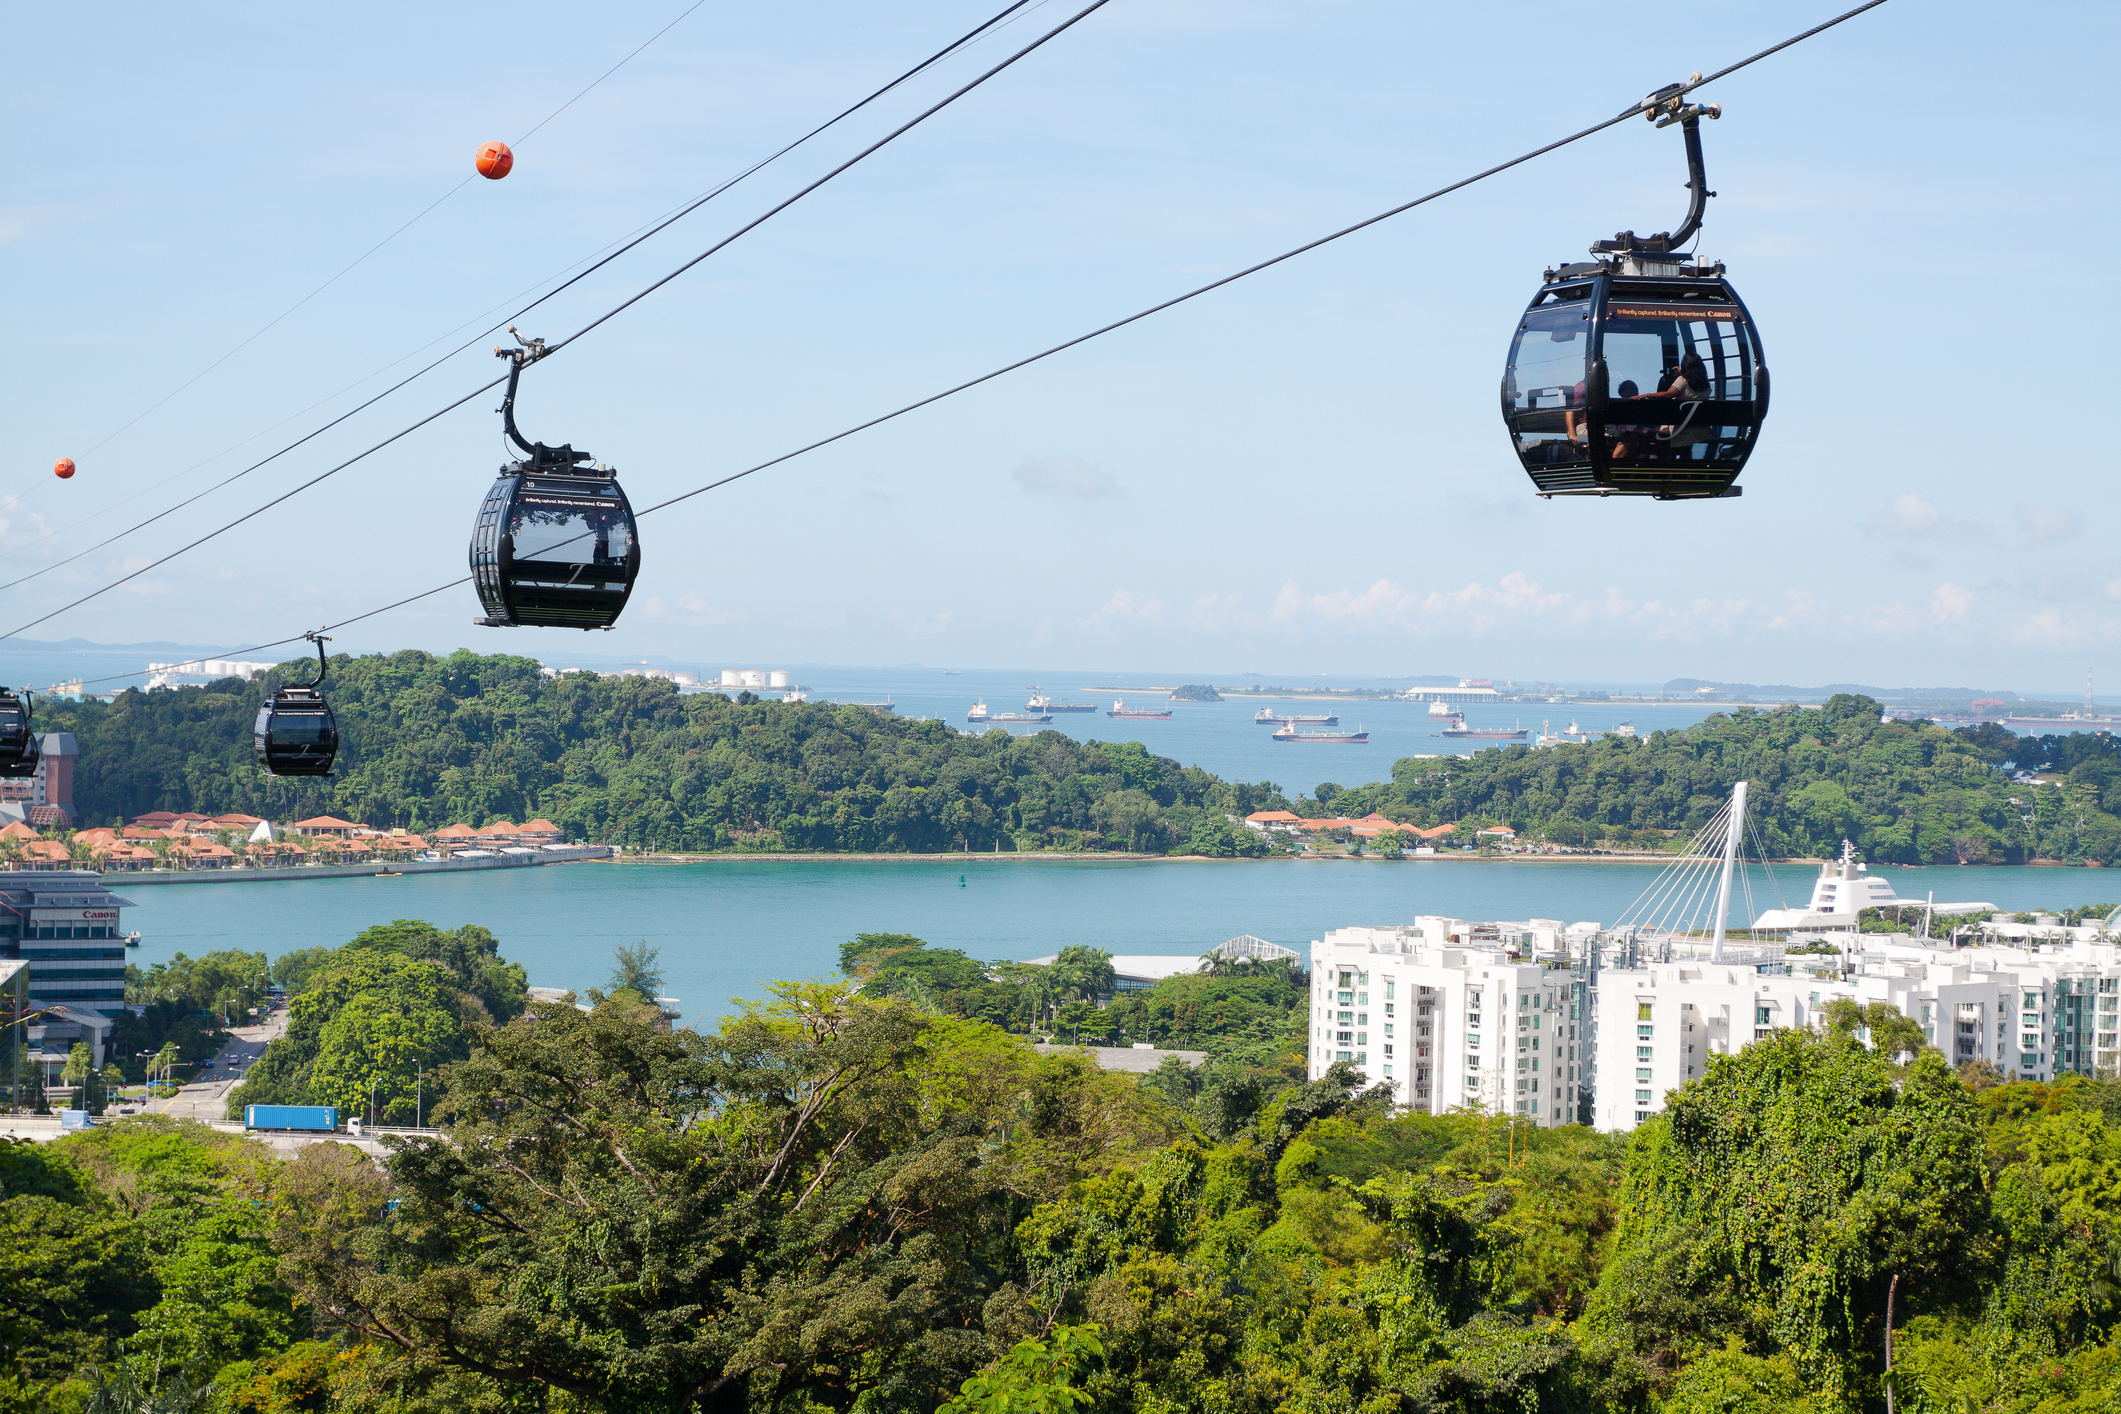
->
[[475, 141, 514, 180], [53, 457, 75, 480]]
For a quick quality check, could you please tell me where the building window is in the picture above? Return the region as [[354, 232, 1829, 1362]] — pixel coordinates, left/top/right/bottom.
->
[[1635, 1067, 1652, 1082], [1635, 1089, 1652, 1103], [1755, 1006, 1771, 1025], [1336, 1051, 1353, 1062], [1637, 1002, 1653, 1021], [1637, 1024, 1654, 1039], [1385, 982, 1395, 999], [1635, 1110, 1650, 1123], [1636, 1046, 1653, 1061]]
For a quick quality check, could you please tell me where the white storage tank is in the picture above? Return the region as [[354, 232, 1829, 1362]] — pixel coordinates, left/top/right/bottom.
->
[[739, 669, 767, 688], [768, 670, 791, 688], [720, 669, 743, 687]]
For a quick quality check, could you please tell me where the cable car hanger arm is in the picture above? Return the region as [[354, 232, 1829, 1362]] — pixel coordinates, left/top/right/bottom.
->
[[495, 328, 592, 466], [300, 630, 330, 689], [1592, 76, 1721, 257]]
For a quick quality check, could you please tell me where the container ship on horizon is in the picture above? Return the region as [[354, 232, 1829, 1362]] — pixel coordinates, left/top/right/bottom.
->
[[1440, 719, 1529, 741], [1027, 686, 1097, 713], [1273, 722, 1369, 743], [967, 700, 1053, 725], [1254, 708, 1340, 726], [1107, 698, 1174, 719]]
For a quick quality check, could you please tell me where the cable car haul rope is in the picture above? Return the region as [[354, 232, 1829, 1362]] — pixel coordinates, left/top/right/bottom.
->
[[5, 0, 1892, 712]]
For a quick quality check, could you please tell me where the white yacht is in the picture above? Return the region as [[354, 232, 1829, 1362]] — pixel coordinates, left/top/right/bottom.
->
[[1751, 840, 1999, 931]]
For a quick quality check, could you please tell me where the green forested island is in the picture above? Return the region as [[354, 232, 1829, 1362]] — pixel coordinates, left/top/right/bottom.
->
[[37, 657, 2121, 863], [1333, 693, 2119, 864], [16, 916, 2121, 1413]]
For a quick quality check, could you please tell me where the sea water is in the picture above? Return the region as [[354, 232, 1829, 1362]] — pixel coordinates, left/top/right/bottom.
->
[[124, 857, 2116, 1029]]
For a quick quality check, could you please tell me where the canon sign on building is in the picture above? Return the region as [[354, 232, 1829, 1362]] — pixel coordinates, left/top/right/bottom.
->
[[0, 872, 139, 1071]]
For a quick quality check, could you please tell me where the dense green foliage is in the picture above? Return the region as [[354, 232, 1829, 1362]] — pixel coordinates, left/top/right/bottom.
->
[[841, 936, 1303, 1064], [1330, 693, 2121, 864], [227, 920, 525, 1125], [38, 650, 1289, 853], [18, 967, 2121, 1410], [0, 1121, 290, 1413], [37, 661, 2121, 863]]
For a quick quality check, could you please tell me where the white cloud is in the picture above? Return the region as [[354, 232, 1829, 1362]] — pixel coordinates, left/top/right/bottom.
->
[[1931, 582, 1973, 621], [0, 205, 85, 243], [1087, 590, 1163, 626], [2109, 578, 2121, 602], [1014, 456, 1119, 499], [1887, 493, 1941, 532], [2015, 608, 2071, 647], [1766, 589, 1829, 631], [2016, 503, 2078, 542]]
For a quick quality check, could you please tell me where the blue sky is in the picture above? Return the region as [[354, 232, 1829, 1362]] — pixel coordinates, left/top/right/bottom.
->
[[0, 1, 2112, 691]]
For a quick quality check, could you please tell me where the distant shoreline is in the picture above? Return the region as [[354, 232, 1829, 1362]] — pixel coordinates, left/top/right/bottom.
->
[[617, 851, 1857, 867]]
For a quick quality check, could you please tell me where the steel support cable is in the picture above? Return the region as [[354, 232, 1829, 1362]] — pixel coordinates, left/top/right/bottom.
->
[[620, 0, 1895, 523], [13, 0, 1890, 657], [0, 0, 1044, 589], [34, 0, 717, 482], [1614, 803, 1729, 934], [0, 0, 1089, 640]]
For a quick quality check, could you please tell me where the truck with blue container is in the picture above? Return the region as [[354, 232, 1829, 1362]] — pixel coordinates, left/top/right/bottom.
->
[[243, 1105, 338, 1132]]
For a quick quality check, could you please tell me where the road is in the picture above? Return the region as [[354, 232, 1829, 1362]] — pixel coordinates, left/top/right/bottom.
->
[[140, 1008, 287, 1122]]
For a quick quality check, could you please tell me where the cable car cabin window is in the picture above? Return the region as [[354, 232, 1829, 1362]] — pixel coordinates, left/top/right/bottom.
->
[[509, 485, 633, 569], [1597, 296, 1758, 469], [0, 703, 26, 755], [1504, 301, 1592, 469]]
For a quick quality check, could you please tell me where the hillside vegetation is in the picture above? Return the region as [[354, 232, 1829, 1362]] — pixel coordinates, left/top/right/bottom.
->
[[12, 984, 2121, 1410], [38, 650, 1284, 854], [39, 663, 2121, 862], [1331, 693, 2121, 865]]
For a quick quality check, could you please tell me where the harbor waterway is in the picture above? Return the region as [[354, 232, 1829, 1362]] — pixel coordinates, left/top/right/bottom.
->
[[124, 857, 2116, 1029]]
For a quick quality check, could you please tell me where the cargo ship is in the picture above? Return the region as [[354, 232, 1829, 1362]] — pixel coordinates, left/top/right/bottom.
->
[[1272, 722, 1369, 743], [1027, 686, 1097, 713], [1254, 708, 1340, 726], [1440, 719, 1528, 740], [1107, 698, 1173, 719], [990, 711, 1053, 725]]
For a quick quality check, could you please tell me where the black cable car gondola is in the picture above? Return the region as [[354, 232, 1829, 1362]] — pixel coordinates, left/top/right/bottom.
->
[[254, 632, 339, 777], [0, 689, 39, 781], [469, 328, 639, 629], [1503, 78, 1768, 500]]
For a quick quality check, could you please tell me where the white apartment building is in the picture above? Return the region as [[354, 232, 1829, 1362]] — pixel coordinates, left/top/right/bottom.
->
[[1309, 922, 1587, 1126], [1308, 912, 2121, 1135]]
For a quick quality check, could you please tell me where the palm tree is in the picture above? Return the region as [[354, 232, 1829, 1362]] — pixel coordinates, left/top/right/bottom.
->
[[150, 1042, 180, 1095]]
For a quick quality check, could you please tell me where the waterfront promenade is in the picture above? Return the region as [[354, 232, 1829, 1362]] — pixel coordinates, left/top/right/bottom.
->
[[110, 843, 614, 885]]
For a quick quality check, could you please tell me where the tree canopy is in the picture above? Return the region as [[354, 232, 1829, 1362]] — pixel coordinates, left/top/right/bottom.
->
[[1330, 693, 2121, 864], [14, 958, 2121, 1409]]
